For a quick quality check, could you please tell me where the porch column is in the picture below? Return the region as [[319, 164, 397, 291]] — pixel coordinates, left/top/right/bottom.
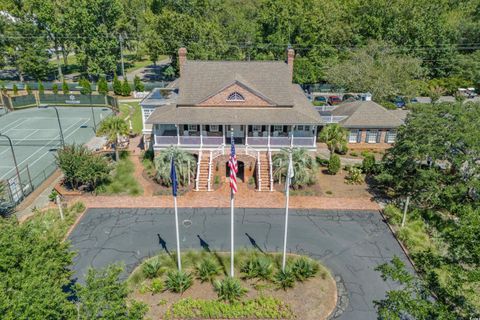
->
[[176, 124, 180, 145], [313, 125, 317, 147], [200, 124, 203, 147], [267, 125, 271, 148], [223, 125, 226, 145], [245, 125, 249, 145], [290, 125, 294, 148]]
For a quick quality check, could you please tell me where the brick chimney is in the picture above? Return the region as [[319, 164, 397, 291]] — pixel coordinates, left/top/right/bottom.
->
[[178, 47, 187, 77], [286, 47, 295, 81]]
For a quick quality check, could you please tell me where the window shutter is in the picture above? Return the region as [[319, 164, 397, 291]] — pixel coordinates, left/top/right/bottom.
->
[[376, 130, 381, 143], [385, 130, 389, 143], [183, 124, 188, 131], [357, 130, 362, 143], [365, 130, 370, 142], [262, 125, 266, 132]]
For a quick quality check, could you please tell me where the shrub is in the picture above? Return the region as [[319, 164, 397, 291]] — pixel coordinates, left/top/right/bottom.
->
[[142, 258, 161, 279], [165, 270, 193, 293], [327, 154, 341, 175], [196, 258, 221, 283], [362, 153, 376, 174], [13, 84, 18, 95], [113, 74, 122, 95], [79, 78, 92, 95], [97, 75, 108, 94], [25, 84, 32, 94], [150, 278, 164, 294], [345, 167, 364, 184], [292, 257, 319, 281], [241, 256, 274, 280], [38, 81, 45, 94], [52, 83, 59, 94], [336, 141, 348, 155], [316, 156, 329, 166], [214, 175, 220, 185], [133, 75, 144, 92], [383, 204, 403, 225], [62, 79, 69, 94], [48, 189, 59, 202], [213, 277, 248, 303], [122, 78, 131, 96], [349, 151, 358, 157], [274, 267, 296, 290]]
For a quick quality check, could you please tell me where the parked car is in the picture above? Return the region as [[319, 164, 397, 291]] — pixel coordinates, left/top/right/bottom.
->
[[458, 88, 477, 99], [0, 200, 15, 218], [313, 96, 328, 106], [328, 95, 342, 105], [393, 96, 419, 108], [342, 93, 357, 102]]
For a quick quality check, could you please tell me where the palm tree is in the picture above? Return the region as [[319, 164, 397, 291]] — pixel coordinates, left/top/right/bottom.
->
[[272, 148, 317, 189], [97, 116, 129, 161], [154, 147, 196, 187], [318, 124, 348, 155]]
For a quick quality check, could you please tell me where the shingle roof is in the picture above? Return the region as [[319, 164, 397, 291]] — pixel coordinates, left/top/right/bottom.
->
[[146, 85, 322, 125], [331, 101, 404, 128], [177, 61, 294, 106]]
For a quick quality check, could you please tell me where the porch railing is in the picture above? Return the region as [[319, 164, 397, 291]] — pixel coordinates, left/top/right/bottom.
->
[[203, 136, 224, 146], [292, 137, 315, 147], [155, 135, 177, 145], [247, 137, 268, 146], [180, 136, 201, 145], [195, 150, 202, 191], [268, 148, 274, 191], [270, 137, 291, 146]]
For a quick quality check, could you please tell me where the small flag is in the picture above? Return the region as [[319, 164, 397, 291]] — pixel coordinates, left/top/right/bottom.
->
[[229, 139, 238, 194], [170, 157, 178, 197]]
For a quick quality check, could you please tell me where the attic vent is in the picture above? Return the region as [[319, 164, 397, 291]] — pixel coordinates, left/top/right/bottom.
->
[[227, 92, 245, 102]]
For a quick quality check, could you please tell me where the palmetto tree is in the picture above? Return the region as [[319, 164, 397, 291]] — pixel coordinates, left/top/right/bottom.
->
[[154, 147, 196, 187], [318, 124, 348, 155], [272, 148, 317, 189], [97, 116, 129, 161]]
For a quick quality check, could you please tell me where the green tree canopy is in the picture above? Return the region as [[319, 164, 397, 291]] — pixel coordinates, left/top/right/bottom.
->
[[272, 148, 317, 189], [154, 146, 196, 187]]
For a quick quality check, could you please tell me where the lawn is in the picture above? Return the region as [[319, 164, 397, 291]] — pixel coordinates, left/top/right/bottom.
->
[[98, 152, 142, 196], [119, 102, 142, 135]]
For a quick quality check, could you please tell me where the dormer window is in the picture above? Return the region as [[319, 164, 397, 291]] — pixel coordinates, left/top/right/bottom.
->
[[227, 92, 245, 102]]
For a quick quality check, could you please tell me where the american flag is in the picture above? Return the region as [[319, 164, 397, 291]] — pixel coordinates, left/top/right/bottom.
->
[[229, 138, 238, 194]]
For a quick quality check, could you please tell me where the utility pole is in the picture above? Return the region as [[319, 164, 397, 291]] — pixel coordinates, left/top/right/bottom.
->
[[119, 34, 125, 79]]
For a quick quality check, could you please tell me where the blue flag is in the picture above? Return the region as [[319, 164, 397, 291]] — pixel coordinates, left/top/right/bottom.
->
[[170, 157, 178, 197]]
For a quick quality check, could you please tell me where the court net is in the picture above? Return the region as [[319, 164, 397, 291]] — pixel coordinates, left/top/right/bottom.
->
[[0, 139, 63, 148]]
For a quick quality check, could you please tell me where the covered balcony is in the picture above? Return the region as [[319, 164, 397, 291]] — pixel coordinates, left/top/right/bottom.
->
[[153, 124, 317, 149]]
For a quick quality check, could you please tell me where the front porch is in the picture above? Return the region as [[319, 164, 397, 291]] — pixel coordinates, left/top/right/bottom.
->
[[153, 124, 317, 150]]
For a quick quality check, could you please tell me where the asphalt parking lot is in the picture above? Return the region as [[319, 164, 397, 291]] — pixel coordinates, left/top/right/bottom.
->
[[69, 208, 410, 320]]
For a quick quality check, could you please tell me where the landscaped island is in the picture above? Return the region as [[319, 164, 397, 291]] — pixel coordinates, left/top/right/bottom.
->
[[128, 250, 337, 319]]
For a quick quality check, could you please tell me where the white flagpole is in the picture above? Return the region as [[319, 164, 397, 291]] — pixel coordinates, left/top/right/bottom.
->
[[174, 195, 182, 271], [230, 129, 235, 277], [282, 151, 293, 272]]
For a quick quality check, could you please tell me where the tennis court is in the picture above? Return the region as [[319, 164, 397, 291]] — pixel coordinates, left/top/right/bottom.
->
[[0, 106, 112, 203]]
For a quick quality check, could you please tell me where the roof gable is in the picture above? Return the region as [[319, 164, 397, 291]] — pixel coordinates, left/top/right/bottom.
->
[[197, 80, 275, 107], [332, 101, 404, 128], [177, 61, 294, 106]]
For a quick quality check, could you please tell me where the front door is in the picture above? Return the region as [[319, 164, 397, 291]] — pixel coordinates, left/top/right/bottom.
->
[[226, 125, 245, 145]]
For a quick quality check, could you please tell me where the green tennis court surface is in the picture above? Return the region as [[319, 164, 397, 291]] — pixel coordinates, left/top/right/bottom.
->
[[0, 106, 112, 202]]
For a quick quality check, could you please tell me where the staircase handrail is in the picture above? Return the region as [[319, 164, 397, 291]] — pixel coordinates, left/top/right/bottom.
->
[[207, 150, 213, 191], [257, 150, 261, 191], [211, 143, 225, 160], [268, 147, 274, 191], [195, 149, 202, 191]]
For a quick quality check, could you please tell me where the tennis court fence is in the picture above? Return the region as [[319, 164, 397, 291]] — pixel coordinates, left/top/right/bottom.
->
[[1, 162, 58, 208]]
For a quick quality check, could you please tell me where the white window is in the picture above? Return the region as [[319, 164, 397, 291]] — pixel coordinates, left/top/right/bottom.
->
[[227, 92, 245, 102], [349, 129, 359, 143], [188, 124, 198, 132], [297, 125, 304, 131], [252, 125, 262, 132], [385, 130, 397, 143], [273, 125, 283, 132], [366, 129, 379, 143], [210, 125, 219, 132], [304, 125, 311, 131]]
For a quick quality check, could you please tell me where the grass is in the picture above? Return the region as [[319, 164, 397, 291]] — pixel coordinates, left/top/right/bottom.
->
[[119, 102, 142, 134], [124, 53, 168, 73], [25, 202, 86, 239], [99, 152, 142, 196]]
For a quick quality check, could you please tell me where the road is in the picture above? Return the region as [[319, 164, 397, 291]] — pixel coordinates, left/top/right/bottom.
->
[[69, 208, 410, 320]]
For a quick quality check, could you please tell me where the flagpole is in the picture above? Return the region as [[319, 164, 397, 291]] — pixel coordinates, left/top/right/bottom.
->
[[282, 151, 293, 272], [174, 195, 181, 271], [230, 129, 235, 277]]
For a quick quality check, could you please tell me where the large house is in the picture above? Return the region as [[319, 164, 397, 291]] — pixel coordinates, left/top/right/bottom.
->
[[141, 47, 323, 191]]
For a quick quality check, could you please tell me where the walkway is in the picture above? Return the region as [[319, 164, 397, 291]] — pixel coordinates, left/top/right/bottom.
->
[[73, 182, 379, 210]]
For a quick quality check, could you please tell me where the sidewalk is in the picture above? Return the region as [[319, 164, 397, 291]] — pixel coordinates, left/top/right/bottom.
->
[[73, 182, 379, 211]]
